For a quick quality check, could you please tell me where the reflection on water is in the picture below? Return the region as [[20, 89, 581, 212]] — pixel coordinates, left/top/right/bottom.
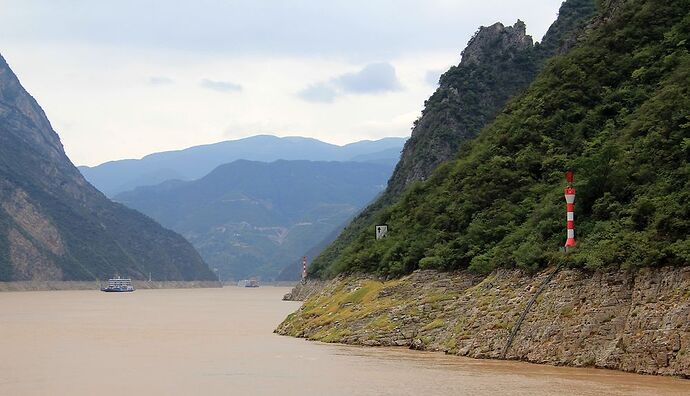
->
[[0, 287, 688, 396]]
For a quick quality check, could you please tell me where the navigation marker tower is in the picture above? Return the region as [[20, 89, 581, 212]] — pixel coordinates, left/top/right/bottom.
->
[[302, 256, 308, 281], [564, 170, 577, 250]]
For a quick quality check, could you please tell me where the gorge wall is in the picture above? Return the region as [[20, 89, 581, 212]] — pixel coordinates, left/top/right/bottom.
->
[[0, 53, 216, 282], [277, 267, 690, 377]]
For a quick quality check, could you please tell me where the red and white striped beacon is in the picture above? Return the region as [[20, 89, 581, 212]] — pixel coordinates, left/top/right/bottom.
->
[[301, 256, 308, 280], [564, 170, 576, 249]]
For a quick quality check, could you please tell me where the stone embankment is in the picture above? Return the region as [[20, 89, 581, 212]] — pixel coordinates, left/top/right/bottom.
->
[[276, 267, 690, 377], [0, 280, 222, 292]]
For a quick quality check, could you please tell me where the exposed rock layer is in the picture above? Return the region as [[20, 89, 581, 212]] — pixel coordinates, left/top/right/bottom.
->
[[277, 268, 690, 377], [282, 279, 326, 301]]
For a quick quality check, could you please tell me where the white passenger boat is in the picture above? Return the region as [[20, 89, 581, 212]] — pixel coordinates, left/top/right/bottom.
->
[[101, 276, 135, 292]]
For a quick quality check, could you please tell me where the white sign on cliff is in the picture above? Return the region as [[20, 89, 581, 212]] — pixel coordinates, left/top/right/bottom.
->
[[375, 225, 388, 240]]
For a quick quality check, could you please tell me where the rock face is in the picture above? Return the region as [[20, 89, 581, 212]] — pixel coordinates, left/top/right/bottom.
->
[[0, 53, 216, 281], [460, 21, 533, 66], [276, 268, 690, 377], [387, 20, 537, 196], [537, 0, 599, 56], [282, 279, 326, 301], [387, 0, 596, 197]]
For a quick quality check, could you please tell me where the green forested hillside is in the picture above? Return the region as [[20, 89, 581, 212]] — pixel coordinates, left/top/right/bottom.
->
[[309, 0, 597, 276], [115, 160, 392, 281], [312, 0, 690, 278]]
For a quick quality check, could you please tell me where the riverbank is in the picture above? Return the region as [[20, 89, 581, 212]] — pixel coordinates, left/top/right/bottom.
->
[[282, 279, 326, 301], [0, 280, 222, 292], [276, 267, 690, 378]]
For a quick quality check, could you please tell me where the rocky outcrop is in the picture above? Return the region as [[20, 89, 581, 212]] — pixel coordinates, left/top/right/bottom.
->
[[276, 268, 690, 377], [386, 20, 537, 196], [386, 0, 597, 198], [282, 279, 326, 301], [536, 0, 598, 56], [0, 53, 217, 281], [460, 21, 533, 66]]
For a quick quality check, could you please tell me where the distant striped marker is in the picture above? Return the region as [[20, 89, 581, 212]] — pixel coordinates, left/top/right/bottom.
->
[[564, 171, 576, 248], [302, 256, 308, 280]]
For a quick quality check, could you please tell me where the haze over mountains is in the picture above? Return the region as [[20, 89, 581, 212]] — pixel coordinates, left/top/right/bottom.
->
[[0, 53, 215, 282], [116, 159, 393, 281], [76, 135, 405, 281], [79, 135, 406, 196], [0, 47, 404, 283]]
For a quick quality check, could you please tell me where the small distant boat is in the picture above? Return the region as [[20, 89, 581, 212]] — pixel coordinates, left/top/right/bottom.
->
[[237, 279, 259, 288], [101, 276, 135, 292]]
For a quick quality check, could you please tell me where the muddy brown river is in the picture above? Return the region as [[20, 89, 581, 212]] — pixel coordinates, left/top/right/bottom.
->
[[1, 287, 688, 395]]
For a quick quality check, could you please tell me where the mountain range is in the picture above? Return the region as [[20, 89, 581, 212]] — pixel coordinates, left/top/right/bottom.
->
[[115, 159, 393, 280], [79, 135, 406, 196]]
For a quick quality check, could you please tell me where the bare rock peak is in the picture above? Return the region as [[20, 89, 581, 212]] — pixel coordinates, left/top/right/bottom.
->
[[460, 19, 534, 66]]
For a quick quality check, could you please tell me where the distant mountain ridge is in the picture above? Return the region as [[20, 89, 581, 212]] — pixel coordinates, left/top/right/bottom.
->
[[0, 53, 216, 282], [80, 135, 406, 196], [115, 159, 393, 281]]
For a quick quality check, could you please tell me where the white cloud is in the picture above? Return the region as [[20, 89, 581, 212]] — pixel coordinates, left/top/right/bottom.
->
[[199, 79, 242, 93], [334, 62, 402, 94], [0, 0, 564, 58], [148, 76, 174, 85], [0, 1, 565, 165], [298, 83, 338, 103], [298, 62, 403, 103]]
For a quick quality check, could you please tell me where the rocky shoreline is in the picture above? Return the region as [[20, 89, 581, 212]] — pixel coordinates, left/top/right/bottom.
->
[[282, 279, 326, 301], [276, 267, 690, 378], [0, 280, 222, 292]]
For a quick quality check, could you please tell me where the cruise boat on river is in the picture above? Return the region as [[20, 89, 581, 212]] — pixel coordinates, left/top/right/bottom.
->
[[101, 276, 135, 292], [237, 279, 259, 288]]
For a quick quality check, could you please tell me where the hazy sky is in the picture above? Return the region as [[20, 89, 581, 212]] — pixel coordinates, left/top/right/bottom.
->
[[1, 0, 564, 166]]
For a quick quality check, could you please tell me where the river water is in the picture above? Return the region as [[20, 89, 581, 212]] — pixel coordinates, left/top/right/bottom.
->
[[1, 287, 688, 395]]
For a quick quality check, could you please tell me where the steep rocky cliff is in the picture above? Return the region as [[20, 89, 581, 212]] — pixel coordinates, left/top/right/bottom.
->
[[0, 53, 216, 281], [311, 0, 689, 278], [277, 267, 690, 377], [388, 20, 536, 195], [392, 0, 595, 196], [309, 0, 597, 277]]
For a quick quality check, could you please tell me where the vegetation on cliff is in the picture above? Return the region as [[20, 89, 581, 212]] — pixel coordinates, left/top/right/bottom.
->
[[312, 0, 690, 278], [310, 0, 597, 277]]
